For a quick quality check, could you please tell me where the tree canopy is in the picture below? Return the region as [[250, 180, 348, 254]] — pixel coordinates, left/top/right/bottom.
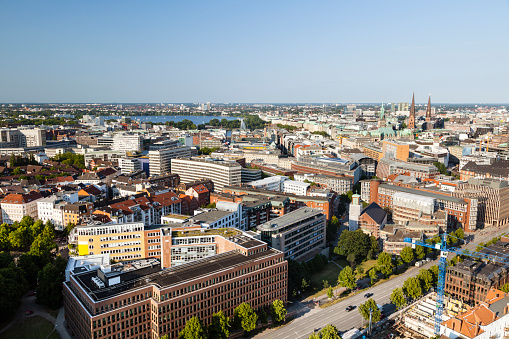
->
[[208, 311, 229, 339], [334, 229, 373, 263], [376, 252, 394, 276], [178, 316, 206, 339], [390, 288, 407, 309], [338, 266, 357, 289], [358, 298, 381, 323], [234, 302, 258, 333], [271, 299, 287, 324]]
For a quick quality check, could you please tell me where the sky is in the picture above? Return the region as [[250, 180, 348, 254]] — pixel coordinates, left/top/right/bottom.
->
[[0, 1, 508, 104]]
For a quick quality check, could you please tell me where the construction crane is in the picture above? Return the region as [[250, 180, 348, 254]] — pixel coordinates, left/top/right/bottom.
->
[[404, 233, 509, 336]]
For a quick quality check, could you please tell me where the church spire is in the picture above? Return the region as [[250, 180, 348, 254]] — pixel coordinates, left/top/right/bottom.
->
[[408, 92, 415, 129], [426, 94, 432, 122], [380, 102, 385, 120]]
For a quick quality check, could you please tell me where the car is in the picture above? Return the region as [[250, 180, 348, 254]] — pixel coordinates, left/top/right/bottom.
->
[[25, 310, 33, 315], [364, 293, 373, 298], [27, 291, 36, 296], [346, 305, 355, 312]]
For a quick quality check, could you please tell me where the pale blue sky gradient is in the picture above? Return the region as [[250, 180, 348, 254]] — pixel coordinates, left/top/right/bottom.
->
[[0, 1, 508, 103]]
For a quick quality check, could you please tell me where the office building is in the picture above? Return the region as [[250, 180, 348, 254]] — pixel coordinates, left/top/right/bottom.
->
[[283, 180, 310, 196], [64, 227, 287, 339], [257, 207, 326, 261], [171, 158, 241, 192], [112, 134, 143, 152], [148, 146, 193, 176], [118, 158, 142, 175], [246, 175, 288, 192]]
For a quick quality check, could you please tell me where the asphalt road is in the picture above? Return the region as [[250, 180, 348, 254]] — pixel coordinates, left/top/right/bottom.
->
[[254, 259, 439, 339]]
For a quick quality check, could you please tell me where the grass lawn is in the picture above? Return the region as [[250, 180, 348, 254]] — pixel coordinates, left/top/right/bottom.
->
[[357, 259, 377, 273], [334, 259, 349, 269], [310, 262, 342, 289], [0, 316, 60, 339]]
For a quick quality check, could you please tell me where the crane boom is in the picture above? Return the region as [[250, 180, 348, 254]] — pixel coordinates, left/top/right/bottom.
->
[[404, 233, 509, 336]]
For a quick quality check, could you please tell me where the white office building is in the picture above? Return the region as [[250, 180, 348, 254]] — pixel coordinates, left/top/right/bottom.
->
[[149, 146, 193, 176], [118, 158, 141, 174], [171, 158, 241, 192], [112, 134, 143, 152], [283, 180, 310, 196], [246, 175, 288, 192]]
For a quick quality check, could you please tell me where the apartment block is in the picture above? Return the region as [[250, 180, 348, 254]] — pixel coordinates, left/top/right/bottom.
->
[[64, 228, 287, 339], [171, 158, 241, 192], [118, 158, 142, 174], [0, 191, 44, 224], [257, 207, 326, 261]]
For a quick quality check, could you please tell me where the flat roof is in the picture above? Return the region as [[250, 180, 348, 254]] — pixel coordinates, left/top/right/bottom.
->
[[74, 249, 281, 301], [379, 184, 466, 204], [257, 207, 323, 231], [192, 210, 233, 223]]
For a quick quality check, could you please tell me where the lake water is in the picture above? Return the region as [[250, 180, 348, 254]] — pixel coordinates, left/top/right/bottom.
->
[[110, 115, 239, 124]]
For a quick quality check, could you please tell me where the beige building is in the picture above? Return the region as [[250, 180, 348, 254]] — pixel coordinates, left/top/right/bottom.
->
[[171, 157, 241, 192], [148, 146, 193, 176], [0, 191, 44, 224]]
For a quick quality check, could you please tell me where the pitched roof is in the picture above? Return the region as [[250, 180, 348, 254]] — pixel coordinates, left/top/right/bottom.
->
[[360, 202, 386, 225], [1, 191, 43, 204]]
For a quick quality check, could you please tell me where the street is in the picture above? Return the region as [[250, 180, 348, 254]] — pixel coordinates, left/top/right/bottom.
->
[[254, 260, 438, 339]]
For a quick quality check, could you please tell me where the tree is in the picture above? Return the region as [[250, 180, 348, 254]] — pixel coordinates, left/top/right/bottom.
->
[[370, 236, 379, 254], [8, 225, 30, 249], [338, 266, 357, 289], [0, 224, 10, 250], [455, 228, 465, 240], [369, 267, 378, 285], [417, 269, 434, 292], [301, 278, 310, 291], [12, 167, 22, 175], [356, 266, 365, 280], [0, 267, 29, 318], [29, 233, 58, 267], [17, 254, 40, 287], [433, 161, 448, 175], [377, 252, 394, 276], [334, 229, 371, 263], [309, 333, 320, 339], [390, 288, 407, 309], [415, 245, 426, 260], [234, 302, 258, 333], [0, 251, 13, 268], [403, 277, 422, 300], [208, 310, 229, 339], [327, 286, 334, 299], [358, 298, 381, 323], [400, 246, 414, 264], [36, 256, 67, 309], [319, 324, 341, 339], [327, 216, 340, 244], [501, 283, 509, 293], [271, 299, 287, 323], [179, 316, 206, 339], [258, 308, 268, 325], [347, 253, 356, 267]]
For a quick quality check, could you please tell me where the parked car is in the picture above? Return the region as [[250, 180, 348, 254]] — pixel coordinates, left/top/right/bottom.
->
[[364, 292, 373, 298], [346, 305, 355, 312], [25, 310, 33, 315], [27, 291, 36, 296]]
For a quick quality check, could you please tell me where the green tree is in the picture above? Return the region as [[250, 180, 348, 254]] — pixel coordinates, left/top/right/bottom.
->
[[12, 167, 22, 175], [356, 266, 365, 280], [417, 268, 434, 292], [501, 283, 509, 293], [0, 251, 13, 268], [347, 253, 356, 267], [403, 277, 422, 300], [36, 256, 67, 309], [17, 253, 40, 287], [319, 324, 341, 339], [334, 229, 371, 262], [326, 216, 340, 244], [0, 223, 10, 250], [358, 298, 381, 323], [8, 225, 30, 249], [377, 252, 394, 276], [370, 236, 379, 253], [415, 245, 426, 260], [271, 299, 287, 323], [179, 316, 206, 339], [258, 308, 268, 325], [390, 288, 407, 309], [455, 228, 465, 240], [208, 310, 229, 339], [433, 161, 448, 175], [338, 266, 357, 289], [0, 267, 29, 318], [327, 286, 334, 299], [309, 333, 320, 339], [400, 246, 414, 264], [29, 233, 58, 267], [369, 267, 378, 285], [301, 278, 310, 291], [234, 302, 258, 333]]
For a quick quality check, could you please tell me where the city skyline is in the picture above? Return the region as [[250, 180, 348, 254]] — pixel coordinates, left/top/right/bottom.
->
[[1, 1, 508, 103]]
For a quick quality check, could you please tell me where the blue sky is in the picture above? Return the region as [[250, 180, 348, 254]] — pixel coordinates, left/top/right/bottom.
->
[[0, 1, 508, 103]]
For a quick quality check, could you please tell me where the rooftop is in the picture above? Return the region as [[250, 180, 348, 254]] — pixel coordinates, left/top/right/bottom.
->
[[379, 183, 466, 204], [257, 207, 323, 231]]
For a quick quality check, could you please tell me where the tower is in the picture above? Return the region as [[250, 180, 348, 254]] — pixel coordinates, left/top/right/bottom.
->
[[378, 102, 386, 128], [349, 194, 362, 231], [408, 93, 415, 129], [426, 94, 432, 122]]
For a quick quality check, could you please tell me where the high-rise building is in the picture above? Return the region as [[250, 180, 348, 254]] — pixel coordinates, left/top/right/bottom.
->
[[148, 146, 193, 177], [118, 158, 142, 174], [408, 93, 416, 129], [112, 134, 143, 152], [171, 158, 241, 192], [20, 128, 46, 147]]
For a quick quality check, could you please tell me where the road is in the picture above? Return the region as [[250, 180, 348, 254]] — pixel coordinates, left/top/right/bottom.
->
[[254, 260, 438, 339]]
